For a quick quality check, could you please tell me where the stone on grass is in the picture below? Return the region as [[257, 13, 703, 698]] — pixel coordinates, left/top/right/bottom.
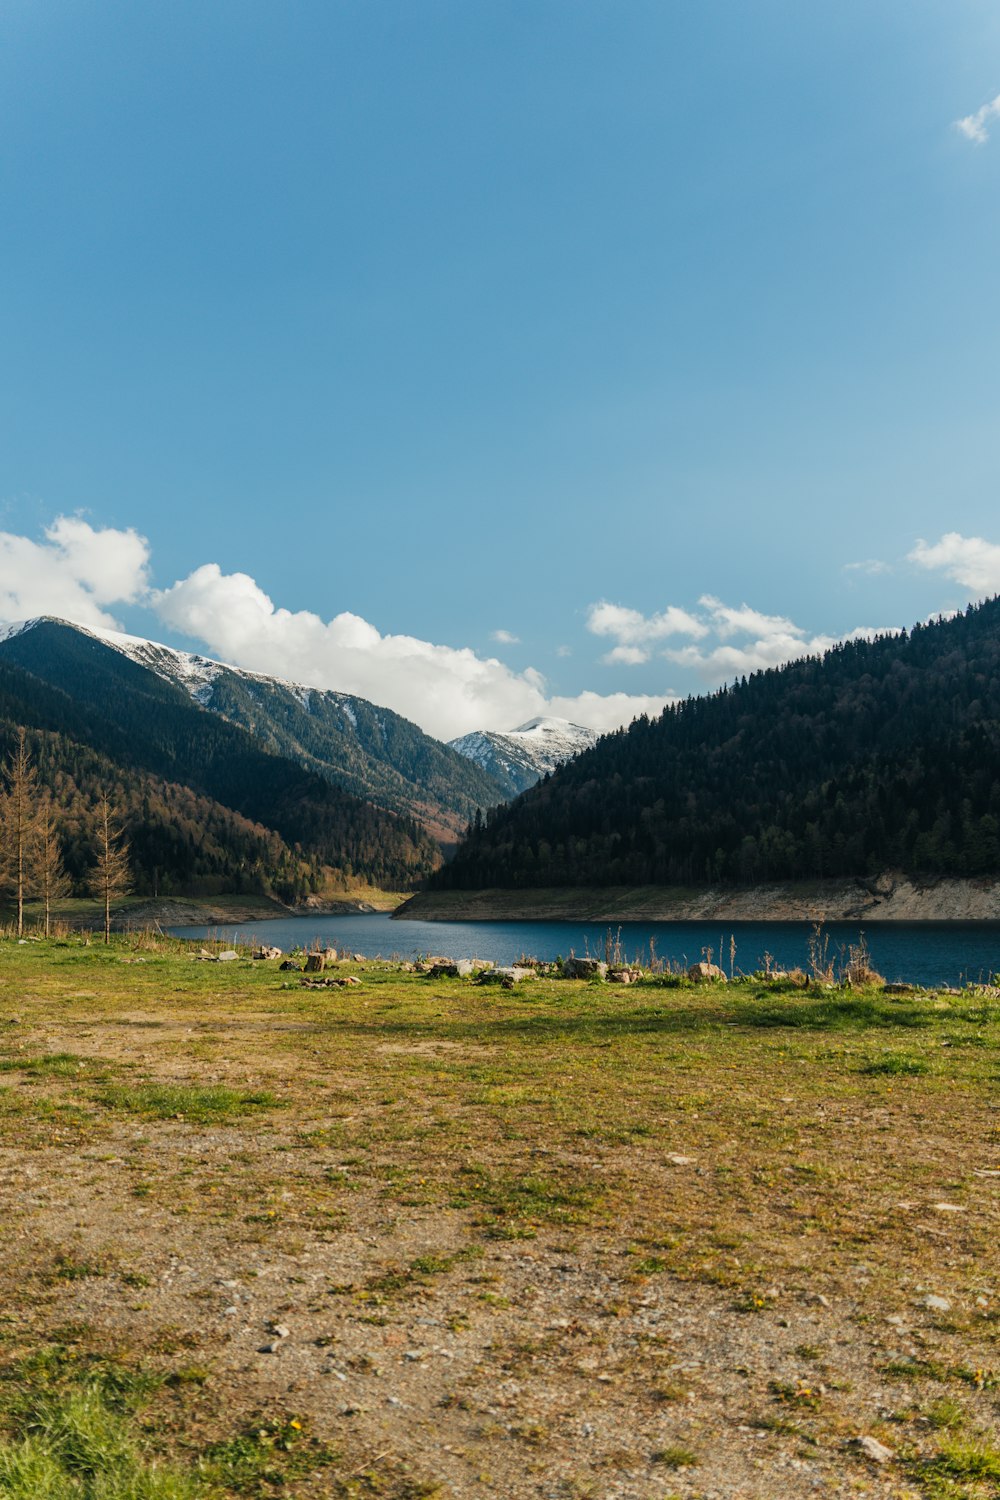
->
[[687, 961, 727, 982], [217, 950, 239, 962], [562, 957, 608, 980], [304, 953, 325, 973], [921, 1294, 952, 1312], [429, 959, 475, 978], [852, 1436, 894, 1465], [254, 946, 283, 960]]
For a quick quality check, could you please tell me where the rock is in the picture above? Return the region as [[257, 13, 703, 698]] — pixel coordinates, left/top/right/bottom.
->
[[322, 948, 338, 962], [271, 1323, 290, 1339], [478, 965, 532, 988], [279, 960, 302, 972], [259, 1341, 282, 1354], [687, 961, 727, 982], [932, 1202, 966, 1213], [806, 1293, 831, 1308], [852, 1436, 894, 1465], [343, 975, 362, 985], [429, 960, 475, 978], [304, 953, 325, 973], [352, 953, 365, 962], [667, 1153, 696, 1166], [217, 950, 239, 962], [922, 1294, 952, 1312], [608, 968, 641, 984], [562, 957, 608, 980], [254, 945, 283, 960], [884, 982, 916, 995]]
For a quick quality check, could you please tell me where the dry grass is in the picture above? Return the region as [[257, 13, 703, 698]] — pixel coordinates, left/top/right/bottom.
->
[[0, 932, 997, 1497]]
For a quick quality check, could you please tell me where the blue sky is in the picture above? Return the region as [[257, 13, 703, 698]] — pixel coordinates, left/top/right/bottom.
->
[[2, 1, 1000, 738]]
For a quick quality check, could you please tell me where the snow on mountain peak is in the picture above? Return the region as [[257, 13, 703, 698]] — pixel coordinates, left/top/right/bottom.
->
[[449, 716, 599, 798]]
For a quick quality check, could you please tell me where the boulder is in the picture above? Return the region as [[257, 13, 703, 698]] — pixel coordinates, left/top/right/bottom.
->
[[322, 947, 338, 963], [562, 958, 608, 980], [304, 953, 326, 973], [217, 950, 239, 963], [254, 945, 283, 961], [429, 959, 475, 979], [688, 961, 727, 982], [478, 965, 532, 988], [608, 968, 641, 985], [279, 960, 302, 972]]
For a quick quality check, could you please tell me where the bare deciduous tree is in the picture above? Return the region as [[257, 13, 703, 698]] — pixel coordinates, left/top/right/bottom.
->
[[0, 727, 41, 937], [89, 791, 132, 944], [38, 801, 72, 937]]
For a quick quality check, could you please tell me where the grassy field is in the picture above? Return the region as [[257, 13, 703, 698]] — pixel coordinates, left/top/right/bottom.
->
[[0, 935, 997, 1498]]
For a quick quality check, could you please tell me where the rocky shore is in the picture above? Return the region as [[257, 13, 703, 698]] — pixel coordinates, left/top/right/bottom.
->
[[396, 871, 1000, 923]]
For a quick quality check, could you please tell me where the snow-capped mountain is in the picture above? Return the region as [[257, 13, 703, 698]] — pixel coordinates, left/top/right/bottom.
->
[[0, 617, 505, 839], [449, 716, 599, 799]]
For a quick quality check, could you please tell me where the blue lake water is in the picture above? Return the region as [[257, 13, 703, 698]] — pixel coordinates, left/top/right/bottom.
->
[[167, 913, 1000, 988]]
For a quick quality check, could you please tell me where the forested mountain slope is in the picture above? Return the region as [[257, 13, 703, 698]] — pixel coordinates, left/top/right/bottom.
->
[[0, 619, 504, 841], [435, 599, 1000, 890], [0, 629, 439, 898]]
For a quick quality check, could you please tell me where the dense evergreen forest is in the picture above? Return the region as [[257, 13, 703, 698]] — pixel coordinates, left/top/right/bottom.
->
[[0, 643, 440, 900], [436, 598, 1000, 891]]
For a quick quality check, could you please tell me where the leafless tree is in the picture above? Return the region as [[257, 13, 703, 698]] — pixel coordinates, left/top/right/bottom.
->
[[0, 727, 41, 937], [89, 791, 132, 944], [38, 801, 72, 937]]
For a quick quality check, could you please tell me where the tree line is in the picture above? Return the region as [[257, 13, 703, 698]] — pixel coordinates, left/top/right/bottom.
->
[[436, 598, 1000, 892], [1, 728, 131, 941]]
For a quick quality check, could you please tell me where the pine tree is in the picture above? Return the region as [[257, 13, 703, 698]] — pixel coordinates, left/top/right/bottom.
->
[[89, 792, 132, 945], [0, 727, 41, 937], [38, 801, 72, 937]]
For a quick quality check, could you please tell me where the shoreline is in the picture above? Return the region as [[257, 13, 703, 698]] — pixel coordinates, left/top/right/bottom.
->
[[394, 873, 1000, 923], [17, 890, 407, 933]]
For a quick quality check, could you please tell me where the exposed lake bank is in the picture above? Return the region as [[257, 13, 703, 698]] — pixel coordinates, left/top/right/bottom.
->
[[396, 872, 1000, 923]]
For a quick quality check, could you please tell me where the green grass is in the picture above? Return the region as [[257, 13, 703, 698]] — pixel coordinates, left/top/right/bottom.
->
[[92, 1085, 281, 1122], [0, 1384, 201, 1499], [650, 1445, 700, 1469], [0, 1054, 102, 1078], [198, 1417, 336, 1493], [861, 1052, 930, 1076]]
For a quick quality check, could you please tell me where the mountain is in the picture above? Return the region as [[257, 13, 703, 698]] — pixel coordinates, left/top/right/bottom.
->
[[448, 717, 600, 799], [433, 599, 1000, 891], [0, 619, 441, 898], [0, 619, 504, 842]]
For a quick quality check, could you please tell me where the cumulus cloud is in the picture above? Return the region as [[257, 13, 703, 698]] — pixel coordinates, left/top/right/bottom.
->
[[490, 628, 520, 644], [909, 532, 1000, 595], [154, 563, 667, 740], [587, 600, 707, 665], [0, 516, 150, 630], [956, 92, 1000, 144], [586, 591, 894, 682]]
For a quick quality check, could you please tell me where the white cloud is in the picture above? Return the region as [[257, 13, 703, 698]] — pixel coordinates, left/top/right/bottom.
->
[[843, 558, 890, 576], [909, 532, 1000, 595], [588, 600, 707, 646], [601, 644, 650, 667], [154, 563, 667, 740], [491, 628, 520, 644], [0, 516, 150, 630], [956, 92, 1000, 144], [586, 591, 895, 682]]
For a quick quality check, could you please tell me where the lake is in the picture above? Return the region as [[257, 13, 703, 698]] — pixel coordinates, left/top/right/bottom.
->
[[167, 913, 1000, 988]]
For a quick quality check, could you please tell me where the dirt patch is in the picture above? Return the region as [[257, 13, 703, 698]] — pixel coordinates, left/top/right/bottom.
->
[[0, 938, 997, 1497]]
